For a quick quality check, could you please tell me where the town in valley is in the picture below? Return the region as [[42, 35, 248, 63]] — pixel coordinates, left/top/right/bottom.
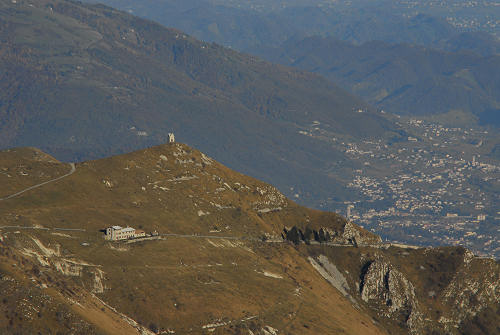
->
[[298, 113, 500, 258]]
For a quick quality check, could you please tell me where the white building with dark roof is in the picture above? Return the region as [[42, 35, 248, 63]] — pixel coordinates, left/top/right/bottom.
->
[[105, 226, 143, 241]]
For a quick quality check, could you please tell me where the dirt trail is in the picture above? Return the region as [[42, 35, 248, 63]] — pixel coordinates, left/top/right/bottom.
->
[[0, 163, 75, 201]]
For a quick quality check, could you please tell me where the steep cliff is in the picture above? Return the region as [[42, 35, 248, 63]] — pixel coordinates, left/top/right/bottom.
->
[[307, 245, 500, 335], [359, 255, 424, 334], [283, 220, 382, 246]]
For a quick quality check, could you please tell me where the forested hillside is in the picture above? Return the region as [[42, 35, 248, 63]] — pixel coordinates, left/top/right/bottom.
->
[[251, 36, 500, 126], [0, 0, 400, 209]]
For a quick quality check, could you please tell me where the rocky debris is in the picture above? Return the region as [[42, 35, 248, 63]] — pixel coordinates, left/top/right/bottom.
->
[[21, 237, 106, 289], [200, 153, 213, 165], [261, 326, 278, 335], [308, 255, 356, 305], [172, 145, 188, 158], [32, 237, 60, 257], [210, 201, 234, 210], [257, 207, 282, 214], [54, 259, 83, 276], [92, 269, 105, 294], [202, 319, 231, 330], [102, 179, 114, 188], [359, 255, 424, 334], [167, 175, 198, 182], [206, 239, 254, 254], [252, 186, 287, 212], [197, 210, 210, 216], [256, 270, 283, 279]]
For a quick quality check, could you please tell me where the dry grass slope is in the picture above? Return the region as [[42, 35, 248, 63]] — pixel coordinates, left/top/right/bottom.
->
[[0, 143, 497, 335], [0, 143, 386, 334]]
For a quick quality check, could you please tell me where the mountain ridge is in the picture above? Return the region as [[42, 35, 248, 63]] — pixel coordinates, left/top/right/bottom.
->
[[86, 0, 500, 127], [250, 35, 500, 126], [0, 142, 498, 334], [0, 0, 403, 211]]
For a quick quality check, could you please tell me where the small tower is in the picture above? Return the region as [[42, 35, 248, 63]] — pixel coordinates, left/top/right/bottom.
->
[[347, 204, 354, 219], [168, 133, 175, 143]]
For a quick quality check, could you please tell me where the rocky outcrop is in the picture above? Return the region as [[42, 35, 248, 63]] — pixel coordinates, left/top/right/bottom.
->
[[282, 226, 337, 244], [305, 248, 500, 335], [341, 221, 382, 246], [20, 237, 106, 292], [283, 221, 381, 246], [359, 256, 423, 334], [354, 249, 500, 335], [252, 185, 288, 213], [440, 251, 500, 332]]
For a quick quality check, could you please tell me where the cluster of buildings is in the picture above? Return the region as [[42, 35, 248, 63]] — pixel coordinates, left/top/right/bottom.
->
[[344, 119, 497, 217], [300, 117, 499, 258]]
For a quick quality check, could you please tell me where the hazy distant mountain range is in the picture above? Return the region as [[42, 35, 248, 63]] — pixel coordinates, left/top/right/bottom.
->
[[251, 36, 500, 126], [86, 0, 500, 126], [82, 0, 500, 51]]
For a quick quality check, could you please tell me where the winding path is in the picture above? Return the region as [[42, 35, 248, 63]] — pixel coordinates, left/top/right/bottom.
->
[[0, 163, 75, 201]]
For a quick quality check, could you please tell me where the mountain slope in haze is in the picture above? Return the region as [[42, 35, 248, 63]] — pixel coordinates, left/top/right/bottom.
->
[[0, 143, 498, 334], [438, 31, 500, 57], [82, 0, 461, 51], [83, 0, 500, 57], [84, 0, 500, 127], [0, 0, 401, 209], [251, 36, 500, 126]]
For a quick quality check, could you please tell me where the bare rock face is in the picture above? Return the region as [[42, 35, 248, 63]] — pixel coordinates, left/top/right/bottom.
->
[[440, 251, 500, 332], [283, 221, 382, 245], [307, 246, 499, 334], [18, 236, 106, 292], [360, 256, 423, 334], [308, 255, 357, 305]]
